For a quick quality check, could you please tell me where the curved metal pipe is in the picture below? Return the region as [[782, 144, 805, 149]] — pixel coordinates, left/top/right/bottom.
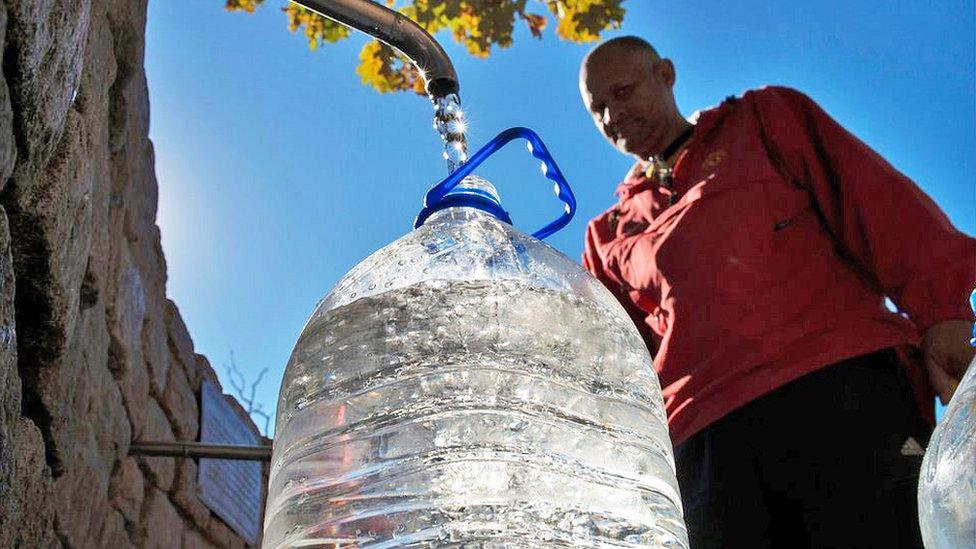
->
[[290, 0, 459, 97], [130, 440, 272, 462]]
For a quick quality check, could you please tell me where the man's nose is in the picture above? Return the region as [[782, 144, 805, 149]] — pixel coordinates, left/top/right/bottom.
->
[[602, 104, 625, 137], [603, 102, 626, 126]]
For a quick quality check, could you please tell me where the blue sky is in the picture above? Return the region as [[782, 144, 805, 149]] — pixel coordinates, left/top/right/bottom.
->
[[146, 1, 974, 432]]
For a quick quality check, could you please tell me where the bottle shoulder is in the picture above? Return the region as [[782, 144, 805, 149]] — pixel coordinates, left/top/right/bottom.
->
[[304, 211, 637, 336]]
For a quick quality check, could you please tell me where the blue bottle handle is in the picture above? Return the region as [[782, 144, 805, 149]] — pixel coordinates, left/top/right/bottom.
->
[[418, 127, 577, 240]]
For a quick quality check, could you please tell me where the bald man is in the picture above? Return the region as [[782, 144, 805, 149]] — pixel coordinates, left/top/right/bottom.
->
[[579, 36, 976, 548]]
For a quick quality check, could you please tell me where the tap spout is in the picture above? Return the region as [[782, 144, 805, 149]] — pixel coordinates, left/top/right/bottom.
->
[[289, 0, 460, 97]]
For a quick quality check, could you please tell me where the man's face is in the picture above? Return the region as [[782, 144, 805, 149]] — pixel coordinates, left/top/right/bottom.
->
[[579, 48, 677, 160]]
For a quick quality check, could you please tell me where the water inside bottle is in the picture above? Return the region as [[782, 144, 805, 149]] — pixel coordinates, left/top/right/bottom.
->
[[264, 279, 687, 548]]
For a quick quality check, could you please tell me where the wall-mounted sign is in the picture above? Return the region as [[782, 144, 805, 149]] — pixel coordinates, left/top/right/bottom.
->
[[198, 378, 263, 545]]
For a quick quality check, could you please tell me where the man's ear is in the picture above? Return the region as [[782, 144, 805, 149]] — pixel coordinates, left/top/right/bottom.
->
[[657, 59, 677, 87]]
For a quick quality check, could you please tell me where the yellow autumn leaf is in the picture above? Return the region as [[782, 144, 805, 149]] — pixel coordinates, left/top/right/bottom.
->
[[225, 0, 263, 13]]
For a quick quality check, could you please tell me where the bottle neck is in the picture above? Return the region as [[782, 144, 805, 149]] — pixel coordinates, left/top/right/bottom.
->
[[421, 202, 511, 227], [415, 175, 512, 228]]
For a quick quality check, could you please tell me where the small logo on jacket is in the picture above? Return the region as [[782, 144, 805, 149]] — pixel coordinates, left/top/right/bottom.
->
[[701, 149, 728, 173], [900, 437, 925, 457]]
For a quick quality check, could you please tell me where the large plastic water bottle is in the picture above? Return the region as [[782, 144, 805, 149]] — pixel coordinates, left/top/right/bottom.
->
[[263, 129, 688, 548], [917, 291, 976, 548]]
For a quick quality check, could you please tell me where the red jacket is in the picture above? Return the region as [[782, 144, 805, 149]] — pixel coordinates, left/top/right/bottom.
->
[[582, 86, 976, 445]]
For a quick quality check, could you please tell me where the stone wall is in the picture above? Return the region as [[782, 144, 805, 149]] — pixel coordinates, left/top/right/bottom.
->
[[0, 1, 267, 547]]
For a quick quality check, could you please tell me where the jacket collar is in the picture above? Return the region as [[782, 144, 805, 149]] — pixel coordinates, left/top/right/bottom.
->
[[613, 100, 729, 202]]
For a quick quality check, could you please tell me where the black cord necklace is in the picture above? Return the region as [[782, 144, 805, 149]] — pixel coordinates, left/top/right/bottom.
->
[[646, 124, 695, 206], [660, 124, 696, 161]]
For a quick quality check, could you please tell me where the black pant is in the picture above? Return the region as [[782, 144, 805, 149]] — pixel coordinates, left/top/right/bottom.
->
[[675, 350, 931, 548]]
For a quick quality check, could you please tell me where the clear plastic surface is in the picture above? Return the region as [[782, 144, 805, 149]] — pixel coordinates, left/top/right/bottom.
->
[[263, 197, 688, 548], [918, 354, 976, 548]]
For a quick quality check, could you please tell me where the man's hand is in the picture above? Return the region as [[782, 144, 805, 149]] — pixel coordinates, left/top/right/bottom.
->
[[921, 320, 976, 404]]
